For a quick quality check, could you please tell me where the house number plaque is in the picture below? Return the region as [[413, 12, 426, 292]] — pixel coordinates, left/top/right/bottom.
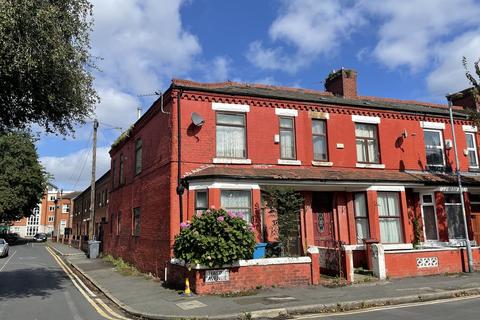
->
[[205, 269, 230, 283]]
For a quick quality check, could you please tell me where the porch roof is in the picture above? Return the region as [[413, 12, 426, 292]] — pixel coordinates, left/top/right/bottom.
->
[[184, 166, 480, 186]]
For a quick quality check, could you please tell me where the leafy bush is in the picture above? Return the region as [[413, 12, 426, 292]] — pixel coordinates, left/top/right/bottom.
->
[[173, 208, 256, 267]]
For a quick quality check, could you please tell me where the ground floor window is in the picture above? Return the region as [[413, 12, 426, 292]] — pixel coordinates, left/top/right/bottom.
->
[[195, 190, 208, 214], [220, 190, 252, 223], [444, 193, 465, 239], [354, 192, 370, 243], [378, 192, 403, 243], [132, 207, 141, 236]]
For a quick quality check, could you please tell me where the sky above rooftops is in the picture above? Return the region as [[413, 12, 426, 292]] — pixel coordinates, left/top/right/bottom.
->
[[37, 0, 480, 191]]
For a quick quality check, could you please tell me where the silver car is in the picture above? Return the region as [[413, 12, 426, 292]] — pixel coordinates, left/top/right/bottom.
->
[[0, 239, 9, 258]]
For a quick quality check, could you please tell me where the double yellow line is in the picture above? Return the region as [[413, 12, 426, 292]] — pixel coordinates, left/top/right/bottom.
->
[[46, 246, 132, 320]]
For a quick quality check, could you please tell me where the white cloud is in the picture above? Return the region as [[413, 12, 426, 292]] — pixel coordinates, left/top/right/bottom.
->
[[203, 56, 231, 82], [91, 0, 201, 93], [427, 30, 480, 97], [94, 87, 139, 130], [247, 0, 365, 73], [40, 147, 111, 191], [361, 0, 480, 71]]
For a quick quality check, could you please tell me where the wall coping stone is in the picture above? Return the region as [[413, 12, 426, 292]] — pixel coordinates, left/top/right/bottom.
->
[[170, 256, 311, 269]]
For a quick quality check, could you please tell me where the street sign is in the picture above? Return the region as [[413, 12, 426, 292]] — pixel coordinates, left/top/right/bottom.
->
[[205, 269, 229, 283]]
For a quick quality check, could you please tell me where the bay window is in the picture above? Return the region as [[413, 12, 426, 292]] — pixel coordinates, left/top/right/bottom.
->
[[195, 190, 208, 214], [355, 123, 380, 163], [354, 193, 370, 243], [279, 117, 296, 159], [220, 190, 251, 223], [423, 129, 445, 167], [378, 192, 403, 243]]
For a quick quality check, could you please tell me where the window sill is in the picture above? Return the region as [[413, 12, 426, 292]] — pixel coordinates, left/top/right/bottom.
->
[[356, 163, 385, 169], [213, 158, 251, 164], [312, 161, 333, 167], [278, 159, 301, 165], [469, 167, 480, 173]]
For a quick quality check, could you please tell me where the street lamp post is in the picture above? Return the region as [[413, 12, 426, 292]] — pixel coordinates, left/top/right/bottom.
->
[[448, 99, 474, 273]]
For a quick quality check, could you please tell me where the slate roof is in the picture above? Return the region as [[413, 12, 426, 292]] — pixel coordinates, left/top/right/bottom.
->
[[184, 166, 480, 187], [171, 80, 467, 118]]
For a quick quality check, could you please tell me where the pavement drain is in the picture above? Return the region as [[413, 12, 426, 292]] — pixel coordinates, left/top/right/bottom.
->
[[176, 300, 208, 310]]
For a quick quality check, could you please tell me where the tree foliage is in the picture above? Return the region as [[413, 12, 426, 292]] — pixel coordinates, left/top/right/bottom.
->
[[0, 0, 98, 135], [0, 132, 47, 222], [265, 188, 304, 256], [173, 208, 256, 267], [462, 57, 480, 126]]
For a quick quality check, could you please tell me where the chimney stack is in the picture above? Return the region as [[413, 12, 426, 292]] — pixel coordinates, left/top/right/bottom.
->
[[325, 68, 357, 98], [447, 87, 479, 111]]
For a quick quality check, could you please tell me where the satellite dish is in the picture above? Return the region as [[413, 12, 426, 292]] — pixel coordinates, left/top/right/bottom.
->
[[191, 112, 205, 126]]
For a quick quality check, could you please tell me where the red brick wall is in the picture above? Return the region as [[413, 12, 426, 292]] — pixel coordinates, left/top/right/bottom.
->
[[167, 262, 312, 294], [384, 248, 478, 278]]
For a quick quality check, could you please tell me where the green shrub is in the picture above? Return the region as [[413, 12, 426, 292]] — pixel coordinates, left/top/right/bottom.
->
[[173, 208, 256, 267]]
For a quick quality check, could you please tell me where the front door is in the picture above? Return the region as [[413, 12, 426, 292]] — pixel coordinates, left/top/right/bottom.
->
[[312, 192, 334, 247], [468, 193, 480, 244], [420, 193, 438, 241], [444, 193, 466, 240]]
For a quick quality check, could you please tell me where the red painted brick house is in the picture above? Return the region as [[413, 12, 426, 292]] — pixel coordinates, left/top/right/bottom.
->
[[104, 69, 480, 281]]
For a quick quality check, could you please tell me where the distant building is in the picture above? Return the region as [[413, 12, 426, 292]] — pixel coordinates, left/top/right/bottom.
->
[[72, 170, 110, 247], [11, 184, 76, 238]]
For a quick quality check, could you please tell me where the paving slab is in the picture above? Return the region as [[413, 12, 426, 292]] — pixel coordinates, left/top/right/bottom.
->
[[49, 242, 480, 319]]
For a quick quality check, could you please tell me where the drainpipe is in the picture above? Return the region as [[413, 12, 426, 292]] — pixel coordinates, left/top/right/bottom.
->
[[176, 90, 185, 223], [447, 99, 474, 273]]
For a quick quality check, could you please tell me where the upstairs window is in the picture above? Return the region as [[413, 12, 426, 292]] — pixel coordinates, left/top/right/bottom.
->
[[423, 129, 445, 167], [312, 119, 328, 161], [112, 159, 116, 188], [465, 132, 479, 168], [355, 123, 380, 163], [135, 139, 143, 175], [119, 154, 125, 185], [279, 117, 296, 159], [216, 113, 246, 158]]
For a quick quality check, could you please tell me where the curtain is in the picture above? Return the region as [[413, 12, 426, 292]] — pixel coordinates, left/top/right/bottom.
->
[[378, 192, 403, 243], [221, 190, 251, 222], [280, 130, 295, 158], [313, 136, 327, 160], [216, 125, 245, 158]]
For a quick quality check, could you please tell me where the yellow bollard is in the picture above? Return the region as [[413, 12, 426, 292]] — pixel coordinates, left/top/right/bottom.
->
[[184, 277, 191, 296]]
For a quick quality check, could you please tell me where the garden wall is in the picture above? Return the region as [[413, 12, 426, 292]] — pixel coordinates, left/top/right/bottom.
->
[[167, 257, 312, 294], [384, 247, 480, 278]]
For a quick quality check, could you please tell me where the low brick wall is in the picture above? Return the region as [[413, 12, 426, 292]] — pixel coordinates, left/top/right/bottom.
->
[[167, 257, 312, 294], [385, 247, 480, 278]]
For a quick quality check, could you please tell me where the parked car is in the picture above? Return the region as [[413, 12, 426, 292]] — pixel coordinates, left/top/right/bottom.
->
[[3, 233, 19, 244], [0, 239, 9, 257], [33, 233, 47, 242]]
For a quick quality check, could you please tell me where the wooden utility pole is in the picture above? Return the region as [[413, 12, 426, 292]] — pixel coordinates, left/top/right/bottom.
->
[[88, 119, 98, 240]]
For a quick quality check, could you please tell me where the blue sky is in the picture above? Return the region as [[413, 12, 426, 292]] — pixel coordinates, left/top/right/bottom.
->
[[38, 0, 480, 191]]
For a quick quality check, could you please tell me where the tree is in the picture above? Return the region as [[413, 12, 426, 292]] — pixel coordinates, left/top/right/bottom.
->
[[265, 188, 304, 256], [0, 0, 98, 135], [462, 57, 480, 126], [0, 132, 47, 222]]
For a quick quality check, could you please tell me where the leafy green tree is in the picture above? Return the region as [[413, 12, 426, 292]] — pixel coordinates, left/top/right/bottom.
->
[[265, 188, 304, 256], [0, 0, 98, 135], [0, 132, 47, 222]]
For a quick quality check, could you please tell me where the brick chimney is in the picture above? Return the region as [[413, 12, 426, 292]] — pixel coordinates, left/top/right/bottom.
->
[[447, 87, 480, 111], [324, 68, 357, 98]]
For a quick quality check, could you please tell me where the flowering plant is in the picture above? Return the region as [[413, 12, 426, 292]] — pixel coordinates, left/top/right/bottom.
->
[[173, 208, 256, 267]]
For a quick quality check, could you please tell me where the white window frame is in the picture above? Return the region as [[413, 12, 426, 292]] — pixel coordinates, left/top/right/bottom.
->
[[48, 216, 54, 222], [220, 189, 252, 223], [465, 132, 479, 169], [49, 205, 55, 211], [423, 129, 446, 167], [420, 193, 439, 242]]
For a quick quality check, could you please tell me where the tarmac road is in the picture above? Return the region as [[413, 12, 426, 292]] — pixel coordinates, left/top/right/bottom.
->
[[0, 241, 107, 320], [293, 294, 480, 320]]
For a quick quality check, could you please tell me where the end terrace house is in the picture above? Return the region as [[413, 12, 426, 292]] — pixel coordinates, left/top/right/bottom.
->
[[104, 69, 480, 280]]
